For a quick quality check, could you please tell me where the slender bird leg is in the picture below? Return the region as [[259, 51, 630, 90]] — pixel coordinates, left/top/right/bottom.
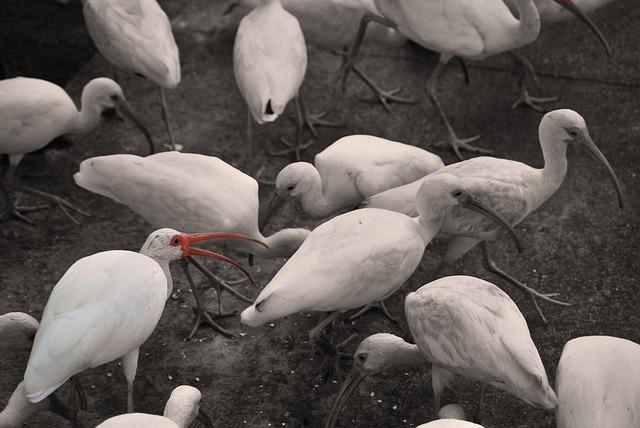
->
[[0, 177, 36, 224], [49, 393, 86, 428], [160, 87, 182, 151], [348, 300, 398, 323], [188, 257, 253, 301], [309, 312, 355, 381], [426, 58, 491, 161], [267, 95, 313, 161], [17, 185, 91, 225], [121, 349, 139, 413], [456, 57, 471, 86], [181, 258, 238, 339], [65, 376, 87, 427], [298, 95, 343, 137], [473, 384, 485, 424], [480, 242, 571, 324], [353, 65, 417, 113], [509, 52, 558, 112]]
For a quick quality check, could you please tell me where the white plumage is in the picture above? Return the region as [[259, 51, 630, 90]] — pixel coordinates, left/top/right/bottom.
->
[[416, 421, 484, 428], [556, 336, 640, 428]]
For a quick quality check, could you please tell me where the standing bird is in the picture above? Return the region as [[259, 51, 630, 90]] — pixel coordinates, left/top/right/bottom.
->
[[22, 228, 261, 416], [555, 336, 640, 428], [338, 0, 611, 158], [0, 77, 154, 224], [74, 151, 305, 338], [96, 385, 213, 428], [233, 0, 340, 164], [361, 109, 623, 322], [242, 178, 521, 377], [326, 276, 557, 428], [83, 0, 181, 150], [261, 134, 444, 224]]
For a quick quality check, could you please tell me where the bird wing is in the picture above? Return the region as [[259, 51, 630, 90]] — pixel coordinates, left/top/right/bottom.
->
[[83, 0, 180, 87], [358, 177, 425, 217], [405, 276, 551, 405], [233, 2, 307, 123]]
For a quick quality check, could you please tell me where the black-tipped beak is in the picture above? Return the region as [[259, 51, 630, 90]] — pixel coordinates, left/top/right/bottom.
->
[[195, 407, 214, 428], [460, 193, 524, 253], [259, 192, 287, 231], [581, 132, 624, 210], [551, 0, 612, 56], [116, 99, 155, 155], [325, 368, 369, 428]]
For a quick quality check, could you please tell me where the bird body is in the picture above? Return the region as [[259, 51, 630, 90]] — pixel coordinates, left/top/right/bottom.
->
[[416, 421, 484, 428], [406, 276, 558, 409], [83, 0, 180, 88], [74, 152, 309, 257], [556, 336, 640, 428], [234, 0, 307, 124], [23, 250, 168, 403]]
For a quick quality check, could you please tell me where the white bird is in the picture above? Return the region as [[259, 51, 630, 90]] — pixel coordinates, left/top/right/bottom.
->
[[0, 76, 154, 224], [233, 0, 340, 164], [325, 276, 557, 428], [438, 404, 467, 421], [555, 336, 640, 428], [235, 0, 413, 110], [416, 420, 484, 428], [338, 0, 610, 158], [261, 134, 444, 223], [74, 151, 305, 338], [361, 109, 623, 322], [242, 178, 520, 377], [22, 228, 260, 416], [96, 385, 213, 428], [83, 0, 180, 150]]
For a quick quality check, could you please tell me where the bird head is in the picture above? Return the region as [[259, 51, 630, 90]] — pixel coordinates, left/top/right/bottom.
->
[[163, 385, 213, 428], [438, 404, 467, 420], [140, 228, 268, 285], [82, 77, 155, 155], [416, 178, 524, 252], [0, 312, 39, 353], [541, 109, 623, 209]]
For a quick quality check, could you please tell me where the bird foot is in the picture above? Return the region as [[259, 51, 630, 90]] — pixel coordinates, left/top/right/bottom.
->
[[266, 137, 314, 161], [17, 186, 91, 225], [348, 300, 398, 323], [430, 133, 490, 161], [303, 110, 343, 137], [188, 306, 237, 340], [510, 88, 559, 113], [316, 333, 358, 382], [359, 86, 418, 113], [253, 165, 275, 186], [523, 288, 572, 324]]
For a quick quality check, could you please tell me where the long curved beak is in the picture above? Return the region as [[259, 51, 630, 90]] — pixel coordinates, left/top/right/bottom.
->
[[259, 192, 287, 231], [195, 407, 214, 428], [116, 99, 156, 155], [181, 232, 269, 285], [460, 194, 524, 253], [551, 0, 612, 56], [581, 132, 624, 209], [325, 368, 369, 428]]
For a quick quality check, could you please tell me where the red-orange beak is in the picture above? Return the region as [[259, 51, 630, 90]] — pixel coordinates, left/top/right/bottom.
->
[[174, 232, 269, 285]]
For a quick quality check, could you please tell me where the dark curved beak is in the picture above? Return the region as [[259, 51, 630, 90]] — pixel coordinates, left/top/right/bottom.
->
[[551, 0, 612, 56], [580, 132, 624, 209], [259, 192, 287, 231], [460, 194, 524, 253], [181, 232, 269, 285], [325, 368, 369, 428], [116, 99, 156, 155], [195, 407, 214, 428]]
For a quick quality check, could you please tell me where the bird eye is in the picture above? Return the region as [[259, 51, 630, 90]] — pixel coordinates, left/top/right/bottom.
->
[[357, 353, 366, 362], [109, 94, 119, 101], [567, 129, 578, 137], [452, 189, 464, 197], [287, 185, 295, 191], [171, 236, 181, 246]]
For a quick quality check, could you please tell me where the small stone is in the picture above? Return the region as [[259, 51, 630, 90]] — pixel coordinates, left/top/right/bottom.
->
[[168, 375, 173, 380]]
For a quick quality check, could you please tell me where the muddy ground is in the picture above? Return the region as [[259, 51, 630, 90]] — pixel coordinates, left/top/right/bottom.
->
[[1, 0, 639, 427]]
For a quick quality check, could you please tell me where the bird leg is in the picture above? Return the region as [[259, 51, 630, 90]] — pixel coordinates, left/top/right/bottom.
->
[[0, 178, 40, 224], [267, 94, 314, 161], [62, 376, 87, 428], [49, 393, 85, 428], [121, 349, 139, 413], [348, 300, 398, 324], [309, 312, 356, 381], [509, 52, 558, 113], [14, 185, 91, 225], [182, 258, 243, 339], [426, 58, 491, 161], [480, 242, 572, 324], [353, 65, 418, 112], [472, 384, 485, 424], [160, 87, 182, 151], [298, 95, 343, 137]]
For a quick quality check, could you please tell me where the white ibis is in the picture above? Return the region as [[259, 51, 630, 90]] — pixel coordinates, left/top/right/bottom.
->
[[242, 177, 521, 378], [22, 228, 261, 416], [96, 385, 213, 428], [83, 0, 181, 150], [74, 151, 304, 338], [417, 420, 484, 428], [0, 76, 154, 224], [338, 0, 611, 159], [261, 134, 444, 223], [361, 109, 623, 322], [233, 0, 341, 163], [438, 404, 467, 421], [556, 336, 640, 428], [325, 276, 557, 428], [234, 0, 413, 111]]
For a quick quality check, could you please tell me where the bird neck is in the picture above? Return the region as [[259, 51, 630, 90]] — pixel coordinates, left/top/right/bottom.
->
[[299, 171, 337, 218], [415, 207, 446, 245], [534, 126, 569, 209], [512, 0, 541, 47], [158, 260, 174, 300], [70, 95, 103, 134], [260, 228, 310, 258], [0, 382, 49, 428], [388, 340, 425, 369]]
